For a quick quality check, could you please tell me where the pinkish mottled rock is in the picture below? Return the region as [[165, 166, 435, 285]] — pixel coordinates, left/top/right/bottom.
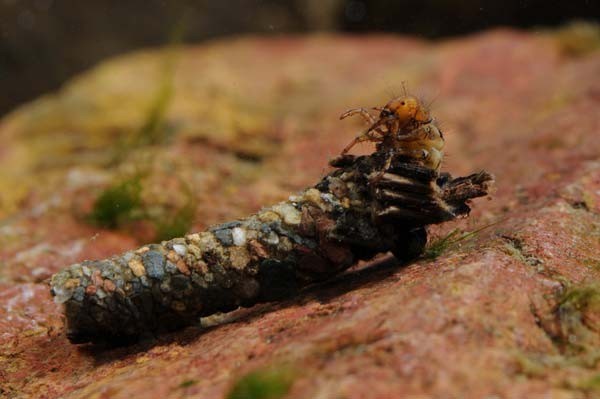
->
[[1, 27, 600, 398]]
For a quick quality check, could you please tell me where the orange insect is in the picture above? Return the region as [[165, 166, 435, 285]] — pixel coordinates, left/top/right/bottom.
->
[[340, 95, 444, 171]]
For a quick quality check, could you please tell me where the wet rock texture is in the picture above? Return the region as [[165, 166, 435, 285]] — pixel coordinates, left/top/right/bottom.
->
[[1, 27, 600, 398]]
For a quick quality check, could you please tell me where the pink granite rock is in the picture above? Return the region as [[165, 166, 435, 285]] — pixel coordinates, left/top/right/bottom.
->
[[1, 27, 600, 398]]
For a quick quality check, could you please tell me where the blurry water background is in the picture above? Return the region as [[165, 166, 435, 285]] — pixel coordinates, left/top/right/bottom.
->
[[1, 0, 599, 116]]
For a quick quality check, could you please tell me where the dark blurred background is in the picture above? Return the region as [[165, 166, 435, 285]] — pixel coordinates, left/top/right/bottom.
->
[[1, 0, 599, 117]]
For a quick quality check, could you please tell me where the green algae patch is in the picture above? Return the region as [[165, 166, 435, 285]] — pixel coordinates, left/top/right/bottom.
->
[[423, 228, 463, 260], [423, 222, 500, 260], [88, 172, 195, 241], [513, 351, 549, 378], [226, 367, 295, 399], [178, 379, 198, 389], [89, 176, 144, 229], [112, 48, 177, 165], [552, 21, 600, 57], [152, 185, 195, 242], [575, 373, 600, 393], [556, 284, 600, 354]]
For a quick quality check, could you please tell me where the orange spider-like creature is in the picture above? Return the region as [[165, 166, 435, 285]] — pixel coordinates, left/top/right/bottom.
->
[[340, 95, 445, 171]]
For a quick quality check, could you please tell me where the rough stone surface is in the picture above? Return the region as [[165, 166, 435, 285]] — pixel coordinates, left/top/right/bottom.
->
[[1, 27, 600, 398], [142, 250, 166, 280]]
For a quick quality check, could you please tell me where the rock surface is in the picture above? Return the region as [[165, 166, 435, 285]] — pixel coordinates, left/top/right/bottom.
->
[[1, 27, 600, 398]]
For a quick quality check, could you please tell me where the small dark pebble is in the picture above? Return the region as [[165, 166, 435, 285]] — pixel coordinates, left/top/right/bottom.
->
[[72, 287, 85, 302], [142, 250, 166, 279], [213, 228, 233, 246]]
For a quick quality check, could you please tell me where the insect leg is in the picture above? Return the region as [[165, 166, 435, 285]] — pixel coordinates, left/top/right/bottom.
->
[[341, 134, 372, 154], [369, 151, 394, 184], [341, 134, 384, 154], [395, 125, 429, 142], [339, 108, 377, 124], [427, 148, 443, 170], [341, 118, 390, 155], [394, 147, 430, 160]]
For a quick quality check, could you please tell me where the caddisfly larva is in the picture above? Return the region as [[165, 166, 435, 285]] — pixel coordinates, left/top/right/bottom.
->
[[340, 95, 444, 171], [50, 98, 492, 344]]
